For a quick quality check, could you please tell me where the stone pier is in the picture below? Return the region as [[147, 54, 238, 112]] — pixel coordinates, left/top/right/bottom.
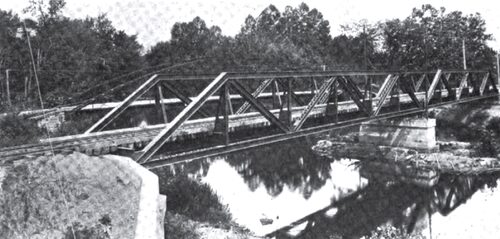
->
[[359, 117, 438, 152]]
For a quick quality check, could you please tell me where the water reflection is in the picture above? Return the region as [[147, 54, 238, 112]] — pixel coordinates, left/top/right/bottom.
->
[[224, 137, 337, 199], [271, 172, 500, 239], [153, 136, 500, 238]]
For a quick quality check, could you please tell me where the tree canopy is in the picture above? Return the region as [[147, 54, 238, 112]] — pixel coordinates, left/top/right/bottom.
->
[[0, 2, 497, 110]]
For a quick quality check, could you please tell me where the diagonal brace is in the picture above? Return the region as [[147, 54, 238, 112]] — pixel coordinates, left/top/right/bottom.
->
[[293, 77, 337, 131], [85, 74, 161, 134], [456, 72, 469, 100], [338, 76, 370, 115], [136, 73, 229, 163], [162, 82, 210, 117], [426, 69, 443, 104], [231, 80, 290, 133], [276, 79, 305, 106], [236, 78, 274, 114], [479, 72, 489, 96]]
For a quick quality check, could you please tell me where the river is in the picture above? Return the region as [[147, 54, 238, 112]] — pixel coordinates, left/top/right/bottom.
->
[[157, 135, 500, 239]]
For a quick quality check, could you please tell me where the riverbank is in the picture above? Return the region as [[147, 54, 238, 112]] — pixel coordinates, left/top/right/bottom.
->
[[157, 171, 260, 239]]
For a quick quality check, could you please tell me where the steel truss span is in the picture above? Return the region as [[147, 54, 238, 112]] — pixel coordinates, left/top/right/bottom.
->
[[1, 69, 498, 165]]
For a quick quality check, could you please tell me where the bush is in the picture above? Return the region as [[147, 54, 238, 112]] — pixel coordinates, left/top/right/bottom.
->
[[160, 174, 231, 225], [364, 225, 424, 239], [0, 113, 43, 147], [164, 212, 199, 239]]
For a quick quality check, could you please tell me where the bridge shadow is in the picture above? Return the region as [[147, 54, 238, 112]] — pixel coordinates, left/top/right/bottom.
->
[[269, 172, 500, 239]]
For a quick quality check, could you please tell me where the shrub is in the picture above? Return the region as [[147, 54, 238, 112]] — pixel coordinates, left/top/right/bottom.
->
[[160, 174, 231, 225], [0, 113, 43, 147], [164, 212, 199, 239], [364, 225, 425, 239]]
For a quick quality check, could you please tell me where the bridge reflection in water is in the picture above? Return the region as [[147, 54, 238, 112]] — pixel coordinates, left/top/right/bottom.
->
[[152, 136, 500, 238]]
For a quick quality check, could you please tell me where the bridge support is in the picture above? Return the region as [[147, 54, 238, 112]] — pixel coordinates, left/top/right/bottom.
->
[[359, 117, 438, 152]]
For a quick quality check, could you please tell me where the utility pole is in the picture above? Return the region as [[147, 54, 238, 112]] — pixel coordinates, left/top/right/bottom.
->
[[5, 69, 11, 106], [496, 52, 499, 85], [462, 39, 467, 70], [24, 21, 44, 109]]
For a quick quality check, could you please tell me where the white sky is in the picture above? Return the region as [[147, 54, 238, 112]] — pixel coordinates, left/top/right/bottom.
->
[[1, 0, 500, 51]]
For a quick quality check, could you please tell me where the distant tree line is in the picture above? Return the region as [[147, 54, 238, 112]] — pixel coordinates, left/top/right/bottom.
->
[[0, 1, 496, 110]]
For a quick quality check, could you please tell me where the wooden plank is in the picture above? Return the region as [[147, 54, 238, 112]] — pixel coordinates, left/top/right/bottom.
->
[[85, 74, 161, 134], [136, 73, 229, 163]]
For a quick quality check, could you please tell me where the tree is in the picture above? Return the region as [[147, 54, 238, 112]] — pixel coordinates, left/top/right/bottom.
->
[[0, 10, 33, 110], [378, 4, 495, 70], [0, 0, 146, 107], [234, 3, 332, 71]]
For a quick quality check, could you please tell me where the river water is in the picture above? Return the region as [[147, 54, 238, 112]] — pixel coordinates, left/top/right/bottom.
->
[[159, 135, 500, 239]]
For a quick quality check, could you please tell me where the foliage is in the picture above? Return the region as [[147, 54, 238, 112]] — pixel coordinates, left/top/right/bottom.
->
[[0, 113, 43, 147], [164, 212, 199, 239], [363, 225, 425, 239], [160, 174, 231, 225], [378, 4, 495, 70], [1, 2, 497, 110], [435, 105, 500, 157], [1, 0, 145, 108]]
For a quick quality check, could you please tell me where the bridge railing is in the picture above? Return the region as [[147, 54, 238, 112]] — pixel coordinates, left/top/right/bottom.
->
[[82, 69, 498, 163]]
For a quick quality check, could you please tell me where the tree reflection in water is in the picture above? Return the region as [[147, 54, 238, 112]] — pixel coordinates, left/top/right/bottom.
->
[[224, 136, 335, 199], [270, 172, 500, 239]]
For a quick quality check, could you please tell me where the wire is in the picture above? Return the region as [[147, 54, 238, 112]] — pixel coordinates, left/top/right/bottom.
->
[[71, 56, 209, 99], [68, 57, 207, 113], [23, 20, 78, 238]]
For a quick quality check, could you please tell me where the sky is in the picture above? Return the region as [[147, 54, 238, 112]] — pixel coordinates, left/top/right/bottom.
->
[[1, 0, 499, 51]]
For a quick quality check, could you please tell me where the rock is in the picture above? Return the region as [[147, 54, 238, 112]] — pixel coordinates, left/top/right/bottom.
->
[[1, 153, 166, 239], [260, 218, 274, 225], [316, 140, 333, 148]]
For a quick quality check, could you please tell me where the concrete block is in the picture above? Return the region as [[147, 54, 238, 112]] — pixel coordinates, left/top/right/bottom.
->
[[359, 118, 438, 151], [105, 155, 166, 239]]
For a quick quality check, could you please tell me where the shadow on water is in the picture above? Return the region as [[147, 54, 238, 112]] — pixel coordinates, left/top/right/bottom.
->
[[270, 171, 500, 239]]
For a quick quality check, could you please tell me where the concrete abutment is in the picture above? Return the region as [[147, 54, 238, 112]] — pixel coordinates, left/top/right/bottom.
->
[[359, 117, 438, 152]]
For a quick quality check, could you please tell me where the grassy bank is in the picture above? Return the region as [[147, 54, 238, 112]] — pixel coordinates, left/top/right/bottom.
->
[[154, 170, 257, 239]]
